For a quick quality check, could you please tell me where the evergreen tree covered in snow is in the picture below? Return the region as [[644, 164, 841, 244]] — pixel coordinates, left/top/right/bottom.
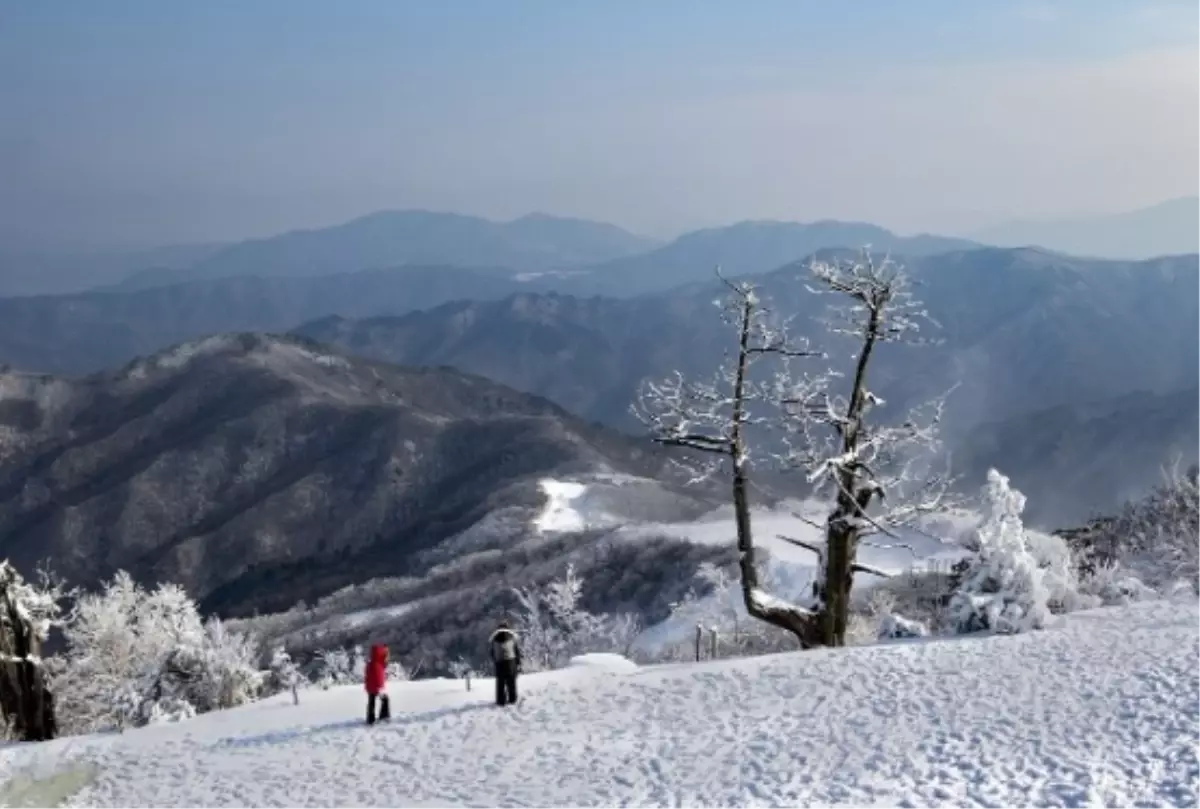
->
[[949, 470, 1053, 634]]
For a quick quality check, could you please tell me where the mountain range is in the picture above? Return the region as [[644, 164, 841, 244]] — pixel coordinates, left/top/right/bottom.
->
[[0, 201, 1194, 630], [113, 211, 662, 292], [0, 245, 1194, 528], [3, 198, 1189, 298], [973, 196, 1199, 260], [1, 212, 979, 300], [0, 334, 717, 617], [295, 248, 1199, 432]]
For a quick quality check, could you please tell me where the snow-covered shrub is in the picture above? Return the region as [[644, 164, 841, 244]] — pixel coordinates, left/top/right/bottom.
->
[[1075, 560, 1157, 606], [51, 572, 264, 734], [1061, 462, 1198, 595], [955, 470, 1099, 633], [385, 661, 408, 683], [513, 563, 643, 671], [313, 647, 353, 689], [856, 562, 961, 635], [877, 613, 929, 640], [448, 658, 477, 689], [266, 647, 304, 702], [192, 618, 263, 712]]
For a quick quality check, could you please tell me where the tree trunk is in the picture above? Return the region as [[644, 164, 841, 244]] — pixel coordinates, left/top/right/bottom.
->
[[0, 591, 56, 742], [811, 306, 881, 647], [820, 515, 856, 647]]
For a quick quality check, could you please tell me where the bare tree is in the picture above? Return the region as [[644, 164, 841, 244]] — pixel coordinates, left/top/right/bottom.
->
[[635, 253, 956, 650], [774, 251, 956, 646], [633, 269, 823, 643]]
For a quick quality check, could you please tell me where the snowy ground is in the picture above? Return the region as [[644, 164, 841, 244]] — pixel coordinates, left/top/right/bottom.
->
[[1, 601, 1195, 807]]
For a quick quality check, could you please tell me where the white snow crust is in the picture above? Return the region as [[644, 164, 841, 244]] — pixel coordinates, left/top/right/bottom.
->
[[0, 601, 1194, 807]]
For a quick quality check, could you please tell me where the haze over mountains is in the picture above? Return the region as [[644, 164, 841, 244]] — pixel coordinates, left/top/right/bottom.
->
[[0, 197, 1191, 298], [113, 211, 662, 292]]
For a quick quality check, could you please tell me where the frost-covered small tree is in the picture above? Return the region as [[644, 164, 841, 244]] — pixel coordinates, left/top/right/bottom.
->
[[948, 470, 1053, 634], [385, 660, 408, 684], [0, 561, 71, 741], [314, 647, 353, 689], [268, 646, 303, 704], [449, 658, 474, 691], [512, 563, 642, 670]]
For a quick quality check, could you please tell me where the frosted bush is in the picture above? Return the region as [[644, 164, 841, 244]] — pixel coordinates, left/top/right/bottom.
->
[[948, 470, 1053, 635], [52, 571, 265, 734], [314, 647, 353, 689], [513, 563, 643, 670], [877, 613, 928, 640], [1077, 560, 1157, 606], [143, 697, 196, 726]]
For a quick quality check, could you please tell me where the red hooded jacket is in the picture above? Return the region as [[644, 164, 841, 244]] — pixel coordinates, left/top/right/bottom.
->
[[364, 644, 388, 695]]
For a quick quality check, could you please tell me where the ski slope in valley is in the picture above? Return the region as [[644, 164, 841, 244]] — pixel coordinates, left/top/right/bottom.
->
[[0, 600, 1195, 807]]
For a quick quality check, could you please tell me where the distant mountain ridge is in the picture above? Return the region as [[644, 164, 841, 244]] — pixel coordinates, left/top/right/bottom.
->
[[546, 219, 979, 297], [973, 196, 1199, 260], [0, 232, 999, 378], [114, 210, 661, 291], [298, 248, 1199, 433], [0, 265, 527, 376], [107, 213, 975, 296]]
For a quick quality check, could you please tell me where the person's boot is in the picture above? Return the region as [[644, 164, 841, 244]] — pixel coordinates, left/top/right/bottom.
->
[[379, 695, 391, 722]]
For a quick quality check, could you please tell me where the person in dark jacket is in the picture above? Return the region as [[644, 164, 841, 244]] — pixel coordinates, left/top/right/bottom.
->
[[489, 621, 522, 706], [364, 644, 391, 724]]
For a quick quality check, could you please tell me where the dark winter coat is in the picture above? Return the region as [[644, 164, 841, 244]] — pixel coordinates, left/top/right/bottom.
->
[[364, 644, 388, 695], [489, 627, 521, 669]]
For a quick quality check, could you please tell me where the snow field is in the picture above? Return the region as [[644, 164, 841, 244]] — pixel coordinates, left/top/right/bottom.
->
[[0, 600, 1194, 807]]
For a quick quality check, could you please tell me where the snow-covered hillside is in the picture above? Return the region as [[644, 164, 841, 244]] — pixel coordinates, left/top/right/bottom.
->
[[2, 601, 1195, 807]]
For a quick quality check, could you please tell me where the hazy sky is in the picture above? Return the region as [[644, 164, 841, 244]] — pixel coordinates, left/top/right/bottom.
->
[[2, 1, 1197, 249]]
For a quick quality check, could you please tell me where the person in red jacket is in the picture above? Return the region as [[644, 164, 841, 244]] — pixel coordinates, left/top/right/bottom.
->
[[364, 644, 391, 724]]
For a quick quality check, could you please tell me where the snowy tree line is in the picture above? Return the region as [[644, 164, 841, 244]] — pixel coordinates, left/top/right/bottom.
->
[[228, 531, 730, 674], [0, 564, 420, 741], [0, 542, 712, 740]]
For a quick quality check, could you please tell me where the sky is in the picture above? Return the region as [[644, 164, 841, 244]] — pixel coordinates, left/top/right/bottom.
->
[[1, 0, 1197, 249]]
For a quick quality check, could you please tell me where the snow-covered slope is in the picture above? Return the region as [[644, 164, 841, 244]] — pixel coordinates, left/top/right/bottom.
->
[[2, 601, 1195, 807]]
